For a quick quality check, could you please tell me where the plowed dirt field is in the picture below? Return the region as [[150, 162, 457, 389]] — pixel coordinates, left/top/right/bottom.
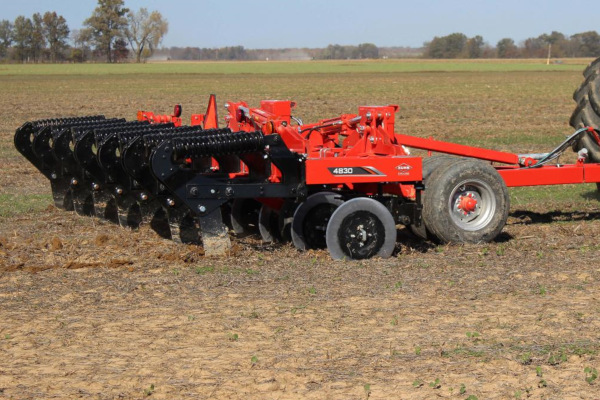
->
[[1, 61, 599, 399]]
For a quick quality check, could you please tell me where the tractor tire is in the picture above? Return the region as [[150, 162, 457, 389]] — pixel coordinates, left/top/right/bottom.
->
[[410, 155, 459, 240], [571, 56, 600, 162], [583, 57, 600, 79], [421, 159, 509, 244]]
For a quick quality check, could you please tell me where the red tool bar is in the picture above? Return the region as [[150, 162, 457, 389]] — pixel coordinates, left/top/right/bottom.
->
[[497, 163, 600, 187], [396, 134, 520, 165]]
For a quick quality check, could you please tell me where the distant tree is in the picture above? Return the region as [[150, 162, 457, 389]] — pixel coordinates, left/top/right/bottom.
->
[[220, 46, 247, 60], [496, 38, 519, 58], [357, 43, 379, 59], [0, 20, 13, 58], [317, 44, 378, 60], [12, 16, 33, 62], [320, 44, 345, 59], [539, 31, 566, 60], [521, 37, 546, 58], [30, 13, 45, 62], [70, 29, 91, 62], [571, 31, 600, 57], [125, 8, 168, 63], [465, 35, 484, 58], [42, 12, 69, 62], [112, 37, 129, 62], [84, 0, 129, 63], [425, 33, 468, 58]]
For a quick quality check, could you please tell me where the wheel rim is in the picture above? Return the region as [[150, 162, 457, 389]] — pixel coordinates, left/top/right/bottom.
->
[[448, 179, 496, 231], [337, 210, 385, 260]]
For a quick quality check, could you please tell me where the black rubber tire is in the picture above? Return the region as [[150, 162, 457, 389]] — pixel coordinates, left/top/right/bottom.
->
[[326, 197, 396, 260], [258, 205, 282, 243], [410, 155, 459, 239], [421, 159, 509, 244], [583, 57, 600, 79], [230, 198, 261, 235], [571, 56, 600, 162], [291, 192, 344, 251], [574, 69, 599, 103]]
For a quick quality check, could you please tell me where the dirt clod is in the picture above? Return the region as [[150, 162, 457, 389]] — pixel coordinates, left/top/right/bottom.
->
[[48, 237, 63, 251], [94, 234, 110, 246]]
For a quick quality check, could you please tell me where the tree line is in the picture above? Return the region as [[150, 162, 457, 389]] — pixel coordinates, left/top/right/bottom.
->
[[164, 43, 381, 61], [424, 31, 600, 59], [1, 1, 599, 63], [165, 32, 600, 61], [0, 0, 167, 63]]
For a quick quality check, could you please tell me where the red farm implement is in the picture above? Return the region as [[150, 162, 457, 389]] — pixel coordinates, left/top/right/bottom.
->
[[14, 57, 600, 260]]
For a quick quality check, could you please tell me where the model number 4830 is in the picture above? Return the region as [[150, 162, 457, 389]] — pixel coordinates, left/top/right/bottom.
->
[[332, 167, 354, 175]]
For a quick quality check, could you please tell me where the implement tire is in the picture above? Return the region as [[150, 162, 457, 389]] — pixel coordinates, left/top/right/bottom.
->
[[410, 155, 459, 240], [422, 159, 509, 244]]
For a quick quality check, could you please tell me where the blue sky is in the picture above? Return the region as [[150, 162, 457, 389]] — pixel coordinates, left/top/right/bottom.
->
[[3, 0, 600, 48]]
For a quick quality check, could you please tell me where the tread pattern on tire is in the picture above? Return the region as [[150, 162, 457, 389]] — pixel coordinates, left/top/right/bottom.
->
[[583, 57, 600, 79], [571, 57, 600, 162], [411, 155, 460, 241]]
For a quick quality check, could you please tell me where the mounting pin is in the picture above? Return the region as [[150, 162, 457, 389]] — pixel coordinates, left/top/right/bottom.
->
[[198, 205, 207, 213]]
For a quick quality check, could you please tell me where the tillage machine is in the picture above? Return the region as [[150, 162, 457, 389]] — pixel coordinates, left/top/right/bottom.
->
[[14, 57, 600, 260]]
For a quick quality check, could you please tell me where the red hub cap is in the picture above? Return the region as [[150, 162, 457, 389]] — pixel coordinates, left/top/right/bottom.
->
[[458, 193, 477, 215]]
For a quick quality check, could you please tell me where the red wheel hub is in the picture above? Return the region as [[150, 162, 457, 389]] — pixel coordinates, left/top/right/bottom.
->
[[458, 193, 477, 214]]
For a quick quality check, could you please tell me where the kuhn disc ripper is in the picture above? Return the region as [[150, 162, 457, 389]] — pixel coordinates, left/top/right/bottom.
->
[[15, 62, 600, 260]]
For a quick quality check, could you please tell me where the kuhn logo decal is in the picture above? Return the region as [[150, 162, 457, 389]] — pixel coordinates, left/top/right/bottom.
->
[[396, 163, 412, 175]]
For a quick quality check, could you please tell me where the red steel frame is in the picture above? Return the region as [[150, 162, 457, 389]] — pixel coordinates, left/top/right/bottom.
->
[[139, 96, 600, 195]]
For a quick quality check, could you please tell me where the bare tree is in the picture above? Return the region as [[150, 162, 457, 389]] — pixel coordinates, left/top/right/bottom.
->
[[125, 8, 168, 63], [70, 29, 92, 62]]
